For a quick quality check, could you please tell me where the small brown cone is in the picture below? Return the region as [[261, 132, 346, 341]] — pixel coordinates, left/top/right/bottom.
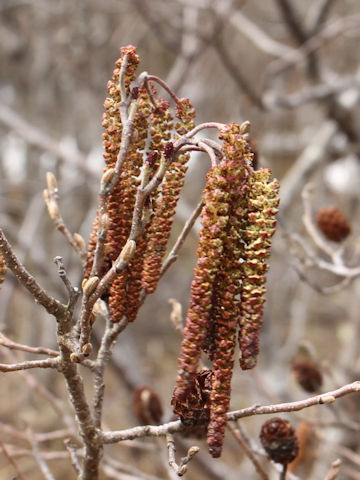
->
[[316, 207, 351, 242], [292, 360, 323, 393], [133, 386, 163, 425], [260, 417, 299, 465]]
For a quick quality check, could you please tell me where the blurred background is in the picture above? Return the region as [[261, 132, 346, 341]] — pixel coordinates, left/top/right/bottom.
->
[[1, 0, 360, 478]]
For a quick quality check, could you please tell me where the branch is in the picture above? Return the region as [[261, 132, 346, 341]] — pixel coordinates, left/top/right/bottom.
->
[[44, 173, 87, 262], [276, 0, 308, 44], [0, 228, 66, 318], [161, 200, 203, 276], [212, 32, 265, 110], [27, 428, 56, 480], [324, 459, 342, 480], [0, 331, 59, 357], [0, 102, 95, 178], [54, 256, 80, 315], [103, 381, 360, 443], [268, 13, 360, 76], [227, 422, 269, 480], [308, 0, 337, 35], [0, 357, 59, 372], [265, 76, 360, 109], [279, 120, 336, 212], [93, 317, 128, 428], [64, 439, 82, 476], [166, 433, 199, 477]]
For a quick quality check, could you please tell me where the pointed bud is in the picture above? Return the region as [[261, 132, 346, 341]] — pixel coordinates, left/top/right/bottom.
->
[[100, 168, 115, 188], [82, 343, 92, 356], [73, 233, 86, 251], [119, 240, 136, 262], [46, 172, 58, 192], [82, 276, 99, 296], [100, 213, 110, 234], [240, 121, 251, 134]]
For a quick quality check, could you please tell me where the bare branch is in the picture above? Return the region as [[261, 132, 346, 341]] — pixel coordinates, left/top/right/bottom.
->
[[0, 228, 66, 318], [0, 331, 59, 357], [64, 438, 82, 476], [93, 317, 128, 428], [0, 357, 59, 372], [166, 433, 199, 477], [0, 102, 94, 178], [324, 459, 342, 480], [103, 381, 360, 443], [27, 427, 56, 480], [54, 256, 80, 314], [161, 200, 203, 276], [227, 422, 269, 480], [44, 174, 87, 262], [0, 440, 27, 480]]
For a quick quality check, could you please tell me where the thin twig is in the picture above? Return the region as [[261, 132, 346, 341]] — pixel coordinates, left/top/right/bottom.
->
[[0, 331, 59, 357], [166, 433, 199, 477], [93, 317, 128, 428], [0, 440, 27, 480], [54, 256, 80, 315], [0, 228, 66, 318], [0, 357, 59, 372], [324, 459, 342, 480], [161, 200, 203, 276], [44, 175, 85, 261], [64, 438, 82, 476], [280, 464, 287, 480], [227, 422, 269, 480], [27, 427, 56, 480], [0, 102, 94, 177]]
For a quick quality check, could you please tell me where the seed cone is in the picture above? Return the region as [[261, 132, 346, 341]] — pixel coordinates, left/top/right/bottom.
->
[[260, 417, 299, 465], [316, 207, 351, 242], [133, 386, 163, 425], [292, 360, 323, 393]]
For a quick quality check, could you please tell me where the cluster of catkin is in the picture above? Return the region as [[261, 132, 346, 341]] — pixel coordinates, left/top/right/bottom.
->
[[172, 124, 279, 457], [85, 46, 195, 323], [85, 46, 279, 459]]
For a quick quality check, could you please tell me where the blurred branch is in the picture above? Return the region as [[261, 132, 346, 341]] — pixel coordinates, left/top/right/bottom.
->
[[27, 427, 56, 480], [0, 331, 59, 356], [229, 9, 297, 58], [0, 103, 95, 178], [132, 0, 181, 52], [268, 13, 360, 76], [265, 75, 360, 109], [227, 421, 269, 480], [212, 31, 265, 110], [308, 0, 337, 35], [0, 357, 59, 372], [324, 459, 341, 480], [0, 440, 26, 480], [161, 199, 203, 276], [279, 120, 336, 212]]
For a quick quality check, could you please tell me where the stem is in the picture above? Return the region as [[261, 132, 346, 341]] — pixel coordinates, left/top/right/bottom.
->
[[280, 464, 287, 480], [0, 228, 66, 318], [93, 317, 128, 428]]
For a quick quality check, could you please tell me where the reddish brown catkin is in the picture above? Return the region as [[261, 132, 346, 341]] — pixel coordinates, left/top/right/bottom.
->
[[206, 125, 253, 457], [238, 169, 279, 370], [141, 98, 195, 294], [172, 161, 231, 403], [84, 46, 140, 280]]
